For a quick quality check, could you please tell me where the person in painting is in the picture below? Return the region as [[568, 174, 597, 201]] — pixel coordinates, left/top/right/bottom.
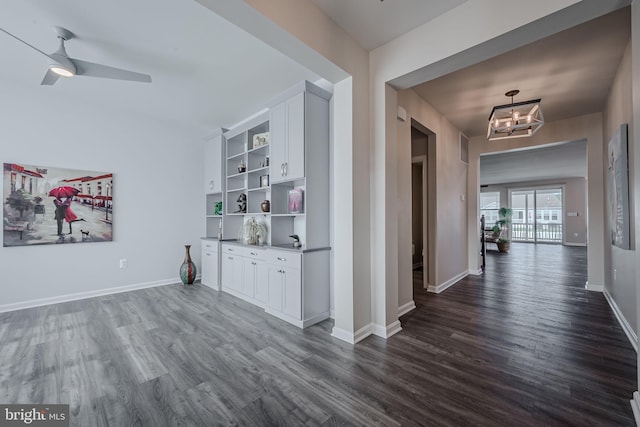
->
[[54, 197, 85, 235], [53, 197, 68, 236]]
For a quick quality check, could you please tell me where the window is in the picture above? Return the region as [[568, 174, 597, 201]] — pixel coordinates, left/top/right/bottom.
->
[[551, 211, 559, 221], [480, 192, 500, 226]]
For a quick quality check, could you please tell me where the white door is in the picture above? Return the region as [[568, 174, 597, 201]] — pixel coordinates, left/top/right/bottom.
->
[[282, 267, 301, 319], [204, 135, 223, 194], [285, 92, 305, 181], [267, 264, 283, 312], [269, 102, 287, 184]]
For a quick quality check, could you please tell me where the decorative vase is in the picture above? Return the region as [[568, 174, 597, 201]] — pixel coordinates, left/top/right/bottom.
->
[[180, 245, 197, 285], [261, 200, 270, 212]]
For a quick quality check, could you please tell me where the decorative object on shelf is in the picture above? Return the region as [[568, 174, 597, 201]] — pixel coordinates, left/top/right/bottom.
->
[[288, 188, 304, 214], [179, 245, 197, 285], [265, 155, 270, 167], [238, 159, 246, 173], [260, 175, 269, 188], [261, 200, 270, 213], [289, 234, 302, 248], [214, 201, 222, 216], [240, 216, 267, 245], [252, 132, 270, 149], [487, 90, 544, 141], [235, 193, 247, 213]]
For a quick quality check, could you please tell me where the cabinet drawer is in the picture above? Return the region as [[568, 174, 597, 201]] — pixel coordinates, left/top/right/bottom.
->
[[240, 246, 266, 259], [201, 239, 218, 252], [266, 250, 301, 269], [222, 243, 240, 255]]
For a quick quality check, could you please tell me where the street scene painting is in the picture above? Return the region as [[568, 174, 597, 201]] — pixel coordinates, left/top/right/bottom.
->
[[3, 163, 113, 247]]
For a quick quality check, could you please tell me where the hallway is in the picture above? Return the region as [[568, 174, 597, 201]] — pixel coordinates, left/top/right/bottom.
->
[[406, 243, 636, 424]]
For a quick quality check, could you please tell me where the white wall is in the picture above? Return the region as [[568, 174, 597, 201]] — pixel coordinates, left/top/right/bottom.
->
[[603, 39, 637, 334], [0, 84, 203, 310], [397, 88, 468, 309]]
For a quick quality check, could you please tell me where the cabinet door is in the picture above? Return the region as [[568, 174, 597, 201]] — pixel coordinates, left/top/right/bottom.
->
[[254, 260, 268, 304], [282, 267, 302, 319], [269, 102, 287, 184], [201, 249, 218, 288], [267, 264, 283, 312], [221, 254, 241, 292], [285, 92, 305, 181], [241, 257, 256, 298], [205, 135, 223, 194]]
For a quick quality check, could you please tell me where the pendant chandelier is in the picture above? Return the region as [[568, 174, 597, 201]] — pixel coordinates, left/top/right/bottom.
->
[[487, 90, 544, 140]]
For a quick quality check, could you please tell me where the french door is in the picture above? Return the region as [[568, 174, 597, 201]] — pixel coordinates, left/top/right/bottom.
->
[[510, 188, 563, 243]]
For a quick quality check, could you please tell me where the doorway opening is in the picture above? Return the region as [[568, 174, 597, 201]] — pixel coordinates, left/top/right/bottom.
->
[[410, 120, 436, 295], [510, 187, 564, 243]]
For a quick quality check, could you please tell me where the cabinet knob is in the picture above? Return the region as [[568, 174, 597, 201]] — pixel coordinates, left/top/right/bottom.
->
[[206, 253, 210, 256], [252, 261, 256, 265], [228, 256, 233, 260], [284, 162, 288, 176], [277, 257, 286, 261], [280, 163, 284, 176], [250, 252, 257, 256], [209, 180, 214, 189]]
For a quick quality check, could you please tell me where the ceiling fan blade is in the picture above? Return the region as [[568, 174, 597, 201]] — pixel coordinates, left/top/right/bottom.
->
[[0, 27, 51, 59], [41, 69, 60, 86], [71, 58, 151, 83]]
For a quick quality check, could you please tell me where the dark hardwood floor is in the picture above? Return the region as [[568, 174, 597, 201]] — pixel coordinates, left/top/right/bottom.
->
[[0, 243, 636, 426]]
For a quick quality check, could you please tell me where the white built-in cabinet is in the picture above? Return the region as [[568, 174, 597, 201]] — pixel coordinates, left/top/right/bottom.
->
[[270, 92, 305, 183], [201, 238, 220, 290], [201, 81, 331, 329]]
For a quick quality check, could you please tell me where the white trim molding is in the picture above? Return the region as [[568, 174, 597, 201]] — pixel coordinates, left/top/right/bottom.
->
[[372, 320, 402, 339], [332, 323, 373, 345], [584, 281, 604, 292], [603, 289, 638, 352], [631, 391, 640, 425], [398, 300, 416, 317], [468, 268, 483, 276], [564, 242, 587, 247], [0, 278, 181, 313], [428, 270, 468, 294]]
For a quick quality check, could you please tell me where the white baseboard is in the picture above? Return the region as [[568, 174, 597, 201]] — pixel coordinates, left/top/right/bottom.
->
[[603, 289, 638, 352], [468, 268, 483, 276], [428, 270, 468, 294], [584, 281, 604, 292], [631, 391, 640, 425], [0, 278, 180, 313], [372, 320, 402, 339], [331, 323, 372, 344], [398, 300, 416, 317], [564, 242, 587, 247]]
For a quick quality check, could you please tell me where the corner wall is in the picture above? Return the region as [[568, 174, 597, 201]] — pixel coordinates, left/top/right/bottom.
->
[[397, 88, 468, 308], [0, 84, 203, 310]]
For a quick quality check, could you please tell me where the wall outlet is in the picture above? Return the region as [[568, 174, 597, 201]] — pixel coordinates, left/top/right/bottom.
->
[[119, 259, 128, 269]]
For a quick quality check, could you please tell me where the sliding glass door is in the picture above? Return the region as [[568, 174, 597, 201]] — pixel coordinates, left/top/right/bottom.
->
[[510, 187, 563, 243]]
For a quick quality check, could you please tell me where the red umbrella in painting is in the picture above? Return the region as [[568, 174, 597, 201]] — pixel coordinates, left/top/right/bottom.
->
[[49, 186, 80, 199]]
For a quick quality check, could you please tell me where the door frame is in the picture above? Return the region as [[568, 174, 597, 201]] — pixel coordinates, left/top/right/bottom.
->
[[412, 155, 428, 288], [508, 184, 566, 244]]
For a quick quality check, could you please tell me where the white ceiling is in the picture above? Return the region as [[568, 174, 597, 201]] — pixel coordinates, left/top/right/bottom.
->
[[1, 0, 320, 136], [412, 7, 631, 138], [480, 141, 587, 186], [308, 0, 467, 51]]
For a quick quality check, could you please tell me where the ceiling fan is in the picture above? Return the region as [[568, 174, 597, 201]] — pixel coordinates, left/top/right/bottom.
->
[[0, 26, 152, 85]]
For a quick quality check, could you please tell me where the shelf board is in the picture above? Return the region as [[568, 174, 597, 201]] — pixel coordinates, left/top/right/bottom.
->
[[205, 191, 223, 196], [227, 187, 247, 193], [248, 187, 270, 192], [206, 215, 223, 218], [227, 171, 247, 179], [271, 213, 305, 217], [226, 212, 247, 216], [248, 144, 269, 153], [247, 211, 270, 215], [227, 151, 246, 161], [248, 166, 269, 174]]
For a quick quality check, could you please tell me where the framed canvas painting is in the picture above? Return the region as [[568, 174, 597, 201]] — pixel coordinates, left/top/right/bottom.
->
[[607, 124, 630, 249], [3, 163, 113, 247]]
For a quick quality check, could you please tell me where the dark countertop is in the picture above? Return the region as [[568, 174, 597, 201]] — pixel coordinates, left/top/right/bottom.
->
[[216, 239, 330, 254]]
